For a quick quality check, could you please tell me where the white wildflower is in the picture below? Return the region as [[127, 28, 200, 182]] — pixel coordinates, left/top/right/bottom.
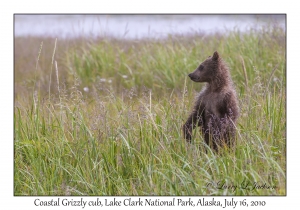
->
[[83, 87, 89, 92]]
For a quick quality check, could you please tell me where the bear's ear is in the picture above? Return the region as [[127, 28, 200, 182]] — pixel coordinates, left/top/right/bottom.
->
[[212, 51, 219, 61]]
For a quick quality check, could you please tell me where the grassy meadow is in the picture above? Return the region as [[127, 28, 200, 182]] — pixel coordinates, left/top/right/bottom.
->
[[14, 25, 286, 195]]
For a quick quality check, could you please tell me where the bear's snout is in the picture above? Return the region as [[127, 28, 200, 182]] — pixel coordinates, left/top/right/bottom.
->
[[188, 73, 197, 81], [188, 73, 201, 82]]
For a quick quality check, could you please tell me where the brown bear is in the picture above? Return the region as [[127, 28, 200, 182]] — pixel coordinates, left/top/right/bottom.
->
[[183, 51, 239, 151]]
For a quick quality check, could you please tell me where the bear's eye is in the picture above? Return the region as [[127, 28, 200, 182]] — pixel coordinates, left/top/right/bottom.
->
[[199, 64, 204, 70]]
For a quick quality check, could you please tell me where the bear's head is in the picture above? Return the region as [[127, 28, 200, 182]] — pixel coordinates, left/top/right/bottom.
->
[[188, 51, 220, 83]]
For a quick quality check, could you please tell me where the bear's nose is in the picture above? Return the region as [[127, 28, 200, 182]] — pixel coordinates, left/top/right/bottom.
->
[[188, 73, 192, 78]]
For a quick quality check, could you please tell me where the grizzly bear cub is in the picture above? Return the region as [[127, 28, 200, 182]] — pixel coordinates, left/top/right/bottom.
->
[[183, 51, 239, 151]]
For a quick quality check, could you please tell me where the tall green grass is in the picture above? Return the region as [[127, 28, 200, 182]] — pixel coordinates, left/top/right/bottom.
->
[[14, 26, 286, 195]]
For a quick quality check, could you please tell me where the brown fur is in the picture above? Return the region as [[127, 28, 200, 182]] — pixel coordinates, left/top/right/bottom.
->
[[183, 51, 239, 151]]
